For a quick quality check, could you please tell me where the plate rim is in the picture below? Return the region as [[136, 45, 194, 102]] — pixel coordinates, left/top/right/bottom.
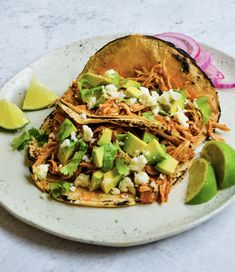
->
[[1, 33, 235, 247]]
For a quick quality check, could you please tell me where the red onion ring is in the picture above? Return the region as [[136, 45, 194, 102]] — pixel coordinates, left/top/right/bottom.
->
[[155, 34, 188, 52], [159, 32, 201, 59]]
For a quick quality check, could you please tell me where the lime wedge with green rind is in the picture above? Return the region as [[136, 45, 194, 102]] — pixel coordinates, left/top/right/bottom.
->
[[0, 99, 29, 130], [23, 79, 58, 110], [186, 158, 217, 204], [201, 141, 235, 189]]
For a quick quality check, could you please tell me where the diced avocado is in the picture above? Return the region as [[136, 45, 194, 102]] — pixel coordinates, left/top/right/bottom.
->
[[144, 139, 167, 164], [74, 174, 90, 188], [142, 131, 158, 144], [155, 154, 179, 175], [116, 134, 126, 142], [142, 112, 155, 121], [58, 119, 77, 142], [100, 168, 122, 194], [169, 98, 186, 115], [160, 144, 167, 152], [80, 86, 102, 103], [97, 128, 112, 146], [82, 72, 111, 86], [123, 132, 147, 156], [125, 86, 142, 98], [116, 158, 129, 176], [102, 143, 118, 171], [94, 94, 106, 107], [104, 70, 120, 86], [57, 141, 77, 165], [121, 79, 140, 89], [195, 96, 211, 124], [89, 170, 104, 191], [92, 146, 104, 168]]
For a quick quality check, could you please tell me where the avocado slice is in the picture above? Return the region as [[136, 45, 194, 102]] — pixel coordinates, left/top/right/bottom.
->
[[80, 86, 103, 104], [92, 146, 105, 168], [169, 98, 186, 115], [82, 72, 111, 86], [100, 168, 122, 194], [58, 119, 77, 142], [75, 174, 90, 188], [155, 154, 179, 175], [144, 139, 166, 164], [57, 141, 77, 165], [142, 131, 158, 144], [104, 70, 120, 86], [89, 170, 104, 191], [125, 86, 142, 98], [97, 128, 112, 146], [123, 132, 147, 156], [116, 133, 126, 142], [142, 112, 156, 121], [121, 79, 140, 89]]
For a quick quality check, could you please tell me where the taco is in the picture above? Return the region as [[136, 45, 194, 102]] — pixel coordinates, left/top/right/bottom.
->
[[28, 107, 195, 207], [60, 34, 226, 146]]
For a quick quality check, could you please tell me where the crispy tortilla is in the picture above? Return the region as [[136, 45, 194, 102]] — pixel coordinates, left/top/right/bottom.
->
[[29, 109, 192, 207]]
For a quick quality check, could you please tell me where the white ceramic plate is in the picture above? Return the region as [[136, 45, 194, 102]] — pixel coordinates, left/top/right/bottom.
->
[[1, 34, 235, 247]]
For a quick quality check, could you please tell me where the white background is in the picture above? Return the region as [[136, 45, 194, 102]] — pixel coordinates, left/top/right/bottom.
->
[[1, 0, 235, 271]]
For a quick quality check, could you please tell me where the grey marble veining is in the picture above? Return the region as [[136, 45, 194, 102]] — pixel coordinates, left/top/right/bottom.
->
[[1, 0, 235, 271]]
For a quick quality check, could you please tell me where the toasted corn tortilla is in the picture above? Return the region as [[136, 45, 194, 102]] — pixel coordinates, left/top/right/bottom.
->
[[78, 34, 220, 124], [29, 110, 191, 208]]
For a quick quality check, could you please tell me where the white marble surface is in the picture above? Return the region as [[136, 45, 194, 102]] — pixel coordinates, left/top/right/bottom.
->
[[1, 0, 235, 271]]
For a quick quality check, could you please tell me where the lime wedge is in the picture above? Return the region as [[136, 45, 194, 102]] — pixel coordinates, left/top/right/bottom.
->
[[23, 79, 58, 110], [0, 99, 29, 130], [185, 158, 217, 204], [201, 141, 235, 189]]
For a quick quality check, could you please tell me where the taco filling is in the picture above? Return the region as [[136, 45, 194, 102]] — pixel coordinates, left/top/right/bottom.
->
[[27, 108, 195, 207], [13, 34, 230, 208]]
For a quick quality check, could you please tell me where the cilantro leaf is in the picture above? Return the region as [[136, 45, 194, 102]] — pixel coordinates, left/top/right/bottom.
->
[[50, 182, 71, 199], [59, 140, 88, 176], [11, 128, 48, 151], [116, 158, 129, 176]]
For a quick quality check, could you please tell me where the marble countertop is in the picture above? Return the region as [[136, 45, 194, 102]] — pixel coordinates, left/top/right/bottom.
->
[[1, 0, 235, 271]]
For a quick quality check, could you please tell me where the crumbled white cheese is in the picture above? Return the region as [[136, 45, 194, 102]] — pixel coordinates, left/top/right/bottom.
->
[[90, 138, 96, 144], [150, 181, 158, 191], [152, 104, 160, 115], [61, 138, 71, 148], [111, 188, 120, 195], [128, 98, 137, 105], [174, 106, 189, 128], [70, 185, 76, 192], [104, 69, 116, 77], [83, 155, 91, 162], [140, 86, 150, 95], [129, 155, 147, 172], [80, 112, 87, 119], [33, 164, 49, 181], [106, 84, 118, 93], [134, 172, 150, 185], [168, 89, 182, 100], [102, 84, 125, 99], [87, 96, 97, 109], [119, 141, 124, 146], [82, 125, 94, 142], [139, 90, 159, 107], [119, 177, 135, 193], [159, 173, 165, 180], [70, 131, 78, 142], [158, 91, 171, 106]]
